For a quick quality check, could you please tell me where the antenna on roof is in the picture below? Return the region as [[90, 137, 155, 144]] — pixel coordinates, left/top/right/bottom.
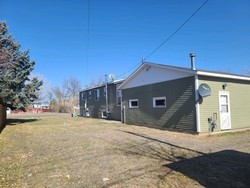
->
[[141, 58, 145, 64], [109, 74, 116, 82]]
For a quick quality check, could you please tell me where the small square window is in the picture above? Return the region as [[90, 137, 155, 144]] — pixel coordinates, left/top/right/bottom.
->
[[129, 99, 139, 108], [153, 97, 166, 108]]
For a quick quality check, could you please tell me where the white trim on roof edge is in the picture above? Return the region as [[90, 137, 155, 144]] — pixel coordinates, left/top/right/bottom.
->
[[197, 71, 250, 81], [145, 62, 196, 74], [118, 62, 250, 90], [118, 63, 145, 90], [80, 79, 125, 92], [118, 63, 195, 89]]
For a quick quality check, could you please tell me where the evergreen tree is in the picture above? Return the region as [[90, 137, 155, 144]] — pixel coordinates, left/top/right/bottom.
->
[[0, 21, 42, 127]]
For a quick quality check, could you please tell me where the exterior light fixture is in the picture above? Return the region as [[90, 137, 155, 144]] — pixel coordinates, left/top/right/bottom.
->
[[222, 83, 227, 90]]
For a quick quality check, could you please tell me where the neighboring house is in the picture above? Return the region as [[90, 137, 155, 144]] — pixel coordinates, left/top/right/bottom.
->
[[118, 58, 250, 133], [28, 102, 51, 113], [79, 79, 124, 121], [12, 102, 51, 114]]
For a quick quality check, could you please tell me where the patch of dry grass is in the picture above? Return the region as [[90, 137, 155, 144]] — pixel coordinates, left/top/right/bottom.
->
[[0, 113, 249, 188]]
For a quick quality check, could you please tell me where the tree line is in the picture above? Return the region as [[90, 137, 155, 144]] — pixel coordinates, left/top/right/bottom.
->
[[43, 77, 82, 113], [39, 76, 104, 113]]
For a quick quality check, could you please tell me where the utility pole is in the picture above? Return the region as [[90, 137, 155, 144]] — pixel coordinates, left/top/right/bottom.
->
[[105, 74, 108, 113]]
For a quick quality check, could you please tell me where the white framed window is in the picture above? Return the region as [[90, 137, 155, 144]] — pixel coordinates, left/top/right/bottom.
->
[[88, 90, 92, 99], [153, 97, 166, 108], [116, 90, 122, 106], [95, 89, 100, 101], [101, 110, 108, 118], [129, 99, 139, 108]]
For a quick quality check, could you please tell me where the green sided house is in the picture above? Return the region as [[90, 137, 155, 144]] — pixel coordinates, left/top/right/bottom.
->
[[118, 60, 250, 133], [79, 79, 123, 121]]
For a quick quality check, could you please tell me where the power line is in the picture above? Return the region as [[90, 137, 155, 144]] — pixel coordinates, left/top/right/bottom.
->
[[116, 0, 209, 80], [144, 0, 209, 60], [117, 61, 142, 79]]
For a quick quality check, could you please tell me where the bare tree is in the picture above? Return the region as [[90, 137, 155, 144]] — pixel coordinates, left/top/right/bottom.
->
[[51, 77, 82, 113], [51, 86, 68, 113], [63, 77, 82, 99], [63, 77, 82, 112], [85, 76, 104, 89], [53, 86, 64, 104]]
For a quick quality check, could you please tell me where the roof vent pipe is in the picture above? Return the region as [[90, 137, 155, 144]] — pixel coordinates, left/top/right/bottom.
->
[[189, 52, 196, 70]]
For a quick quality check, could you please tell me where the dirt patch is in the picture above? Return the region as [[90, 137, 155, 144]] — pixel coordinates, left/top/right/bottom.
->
[[0, 113, 249, 187]]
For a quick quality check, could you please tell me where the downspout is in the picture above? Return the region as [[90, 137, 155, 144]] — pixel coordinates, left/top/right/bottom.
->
[[123, 106, 126, 124], [105, 74, 109, 113], [190, 53, 200, 133], [195, 75, 201, 133], [120, 90, 123, 123]]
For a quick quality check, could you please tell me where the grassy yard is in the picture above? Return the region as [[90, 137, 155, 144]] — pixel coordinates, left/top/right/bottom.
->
[[0, 113, 249, 188]]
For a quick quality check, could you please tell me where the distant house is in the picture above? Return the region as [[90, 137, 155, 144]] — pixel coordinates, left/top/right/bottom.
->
[[11, 102, 51, 114], [27, 102, 51, 113], [79, 79, 124, 121], [118, 59, 250, 133]]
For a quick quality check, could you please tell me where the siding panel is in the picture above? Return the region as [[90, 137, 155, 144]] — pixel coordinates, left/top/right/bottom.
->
[[122, 76, 196, 132], [198, 76, 250, 132], [79, 84, 121, 121]]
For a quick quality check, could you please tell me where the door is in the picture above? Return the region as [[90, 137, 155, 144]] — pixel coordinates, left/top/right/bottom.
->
[[219, 91, 231, 130]]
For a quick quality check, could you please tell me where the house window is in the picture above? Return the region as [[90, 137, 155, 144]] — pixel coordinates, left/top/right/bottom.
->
[[95, 89, 100, 101], [153, 97, 166, 108], [117, 90, 122, 106], [129, 99, 139, 108], [88, 91, 92, 99], [103, 87, 106, 97], [81, 92, 86, 100]]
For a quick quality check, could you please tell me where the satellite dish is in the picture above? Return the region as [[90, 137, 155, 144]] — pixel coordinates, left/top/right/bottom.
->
[[198, 83, 211, 97], [109, 74, 116, 81]]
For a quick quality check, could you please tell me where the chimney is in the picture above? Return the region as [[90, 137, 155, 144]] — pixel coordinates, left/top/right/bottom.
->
[[189, 52, 196, 70]]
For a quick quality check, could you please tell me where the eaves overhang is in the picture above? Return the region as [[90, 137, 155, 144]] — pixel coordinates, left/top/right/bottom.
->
[[197, 71, 250, 81], [80, 79, 125, 93], [117, 61, 250, 90]]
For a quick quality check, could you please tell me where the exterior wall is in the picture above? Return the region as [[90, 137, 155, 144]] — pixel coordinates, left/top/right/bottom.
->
[[122, 64, 194, 89], [122, 76, 196, 132], [79, 84, 121, 121], [107, 84, 121, 121], [198, 76, 250, 132]]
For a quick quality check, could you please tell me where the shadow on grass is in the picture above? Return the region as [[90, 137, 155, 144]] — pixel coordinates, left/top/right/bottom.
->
[[6, 118, 39, 126], [0, 118, 39, 133], [119, 130, 205, 155], [117, 130, 250, 187], [166, 150, 250, 188]]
